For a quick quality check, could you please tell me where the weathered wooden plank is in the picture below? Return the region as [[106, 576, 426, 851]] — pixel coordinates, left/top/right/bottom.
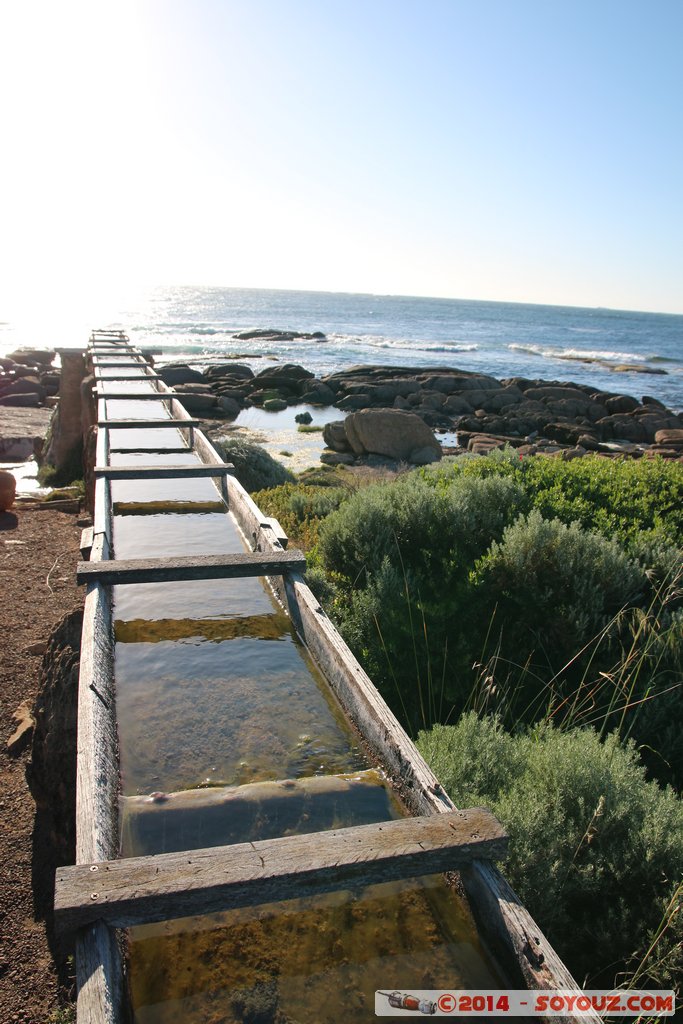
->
[[77, 549, 306, 585], [90, 358, 145, 366], [97, 418, 198, 429], [75, 486, 124, 1024], [75, 925, 125, 1024], [95, 464, 235, 480], [56, 807, 507, 933], [226, 474, 288, 554], [80, 526, 94, 557], [93, 371, 160, 380], [96, 390, 170, 400]]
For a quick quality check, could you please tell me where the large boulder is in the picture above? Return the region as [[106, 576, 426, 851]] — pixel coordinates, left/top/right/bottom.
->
[[0, 469, 16, 511], [0, 376, 47, 402], [323, 420, 352, 452], [344, 409, 442, 464], [203, 363, 255, 381], [0, 392, 42, 407], [157, 364, 205, 386], [654, 429, 683, 449], [6, 348, 55, 366]]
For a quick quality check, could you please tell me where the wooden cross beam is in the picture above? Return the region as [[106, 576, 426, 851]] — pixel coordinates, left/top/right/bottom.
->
[[97, 419, 199, 429], [76, 549, 306, 585], [96, 390, 171, 400], [94, 375, 161, 383], [94, 464, 234, 480], [55, 807, 507, 934]]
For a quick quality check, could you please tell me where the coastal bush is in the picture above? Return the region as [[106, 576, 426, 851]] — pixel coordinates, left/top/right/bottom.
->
[[316, 474, 528, 729], [417, 714, 683, 989], [468, 511, 645, 707], [423, 450, 683, 546], [214, 438, 294, 493], [254, 482, 351, 549]]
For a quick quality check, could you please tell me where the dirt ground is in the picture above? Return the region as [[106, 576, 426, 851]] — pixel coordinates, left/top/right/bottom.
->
[[0, 503, 84, 1023]]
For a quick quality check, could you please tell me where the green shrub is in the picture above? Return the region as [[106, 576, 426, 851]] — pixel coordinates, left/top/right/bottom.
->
[[417, 714, 683, 989], [254, 482, 350, 549], [214, 438, 295, 493], [422, 451, 683, 547], [314, 474, 529, 730], [318, 472, 526, 584], [470, 510, 645, 697]]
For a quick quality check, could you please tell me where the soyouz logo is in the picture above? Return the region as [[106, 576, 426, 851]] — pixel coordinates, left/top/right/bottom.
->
[[374, 989, 676, 1017]]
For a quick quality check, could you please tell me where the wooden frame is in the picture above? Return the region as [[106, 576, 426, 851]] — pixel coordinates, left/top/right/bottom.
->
[[71, 338, 599, 1023]]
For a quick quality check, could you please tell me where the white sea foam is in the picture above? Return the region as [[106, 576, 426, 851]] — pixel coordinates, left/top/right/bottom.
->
[[508, 343, 651, 363]]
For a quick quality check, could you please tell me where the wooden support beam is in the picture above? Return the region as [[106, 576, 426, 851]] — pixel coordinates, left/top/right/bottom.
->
[[76, 549, 306, 585], [96, 390, 170, 400], [94, 371, 160, 381], [55, 807, 507, 934], [95, 464, 234, 479], [92, 360, 147, 368], [97, 419, 199, 429]]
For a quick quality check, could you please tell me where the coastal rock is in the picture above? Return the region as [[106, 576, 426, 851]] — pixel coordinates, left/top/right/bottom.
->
[[203, 363, 254, 381], [8, 364, 45, 378], [263, 398, 288, 411], [233, 328, 326, 342], [596, 414, 648, 442], [320, 451, 356, 466], [322, 420, 352, 452], [255, 363, 315, 383], [173, 389, 217, 413], [300, 381, 335, 406], [605, 394, 640, 415], [6, 349, 55, 366], [654, 429, 683, 449], [157, 364, 205, 386], [216, 395, 241, 417], [344, 409, 442, 463], [0, 376, 47, 402], [0, 469, 17, 511], [0, 392, 42, 407], [295, 411, 313, 425], [0, 436, 41, 460], [337, 393, 372, 412]]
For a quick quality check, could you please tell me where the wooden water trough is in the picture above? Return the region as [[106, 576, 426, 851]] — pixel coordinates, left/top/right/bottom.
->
[[56, 332, 600, 1023]]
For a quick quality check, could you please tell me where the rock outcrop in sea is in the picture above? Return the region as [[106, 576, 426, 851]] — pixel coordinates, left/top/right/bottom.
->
[[175, 359, 682, 461]]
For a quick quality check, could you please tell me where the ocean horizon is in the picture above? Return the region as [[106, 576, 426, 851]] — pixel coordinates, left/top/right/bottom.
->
[[2, 286, 682, 411]]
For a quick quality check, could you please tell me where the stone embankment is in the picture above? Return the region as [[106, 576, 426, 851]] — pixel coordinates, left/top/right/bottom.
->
[[0, 348, 61, 459], [161, 359, 683, 463]]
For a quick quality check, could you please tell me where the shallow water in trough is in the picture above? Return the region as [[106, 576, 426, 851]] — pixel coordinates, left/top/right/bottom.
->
[[108, 441, 501, 1022]]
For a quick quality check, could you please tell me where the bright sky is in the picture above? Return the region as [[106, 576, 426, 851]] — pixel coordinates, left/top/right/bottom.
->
[[1, 0, 681, 317]]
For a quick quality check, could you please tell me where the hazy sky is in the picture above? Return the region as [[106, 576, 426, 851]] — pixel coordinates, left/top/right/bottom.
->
[[1, 0, 681, 316]]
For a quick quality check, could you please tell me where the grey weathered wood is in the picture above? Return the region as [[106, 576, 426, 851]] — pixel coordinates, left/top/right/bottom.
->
[[95, 464, 235, 480], [226, 474, 288, 554], [75, 925, 125, 1024], [77, 549, 306, 585], [93, 371, 160, 380], [91, 358, 145, 366], [96, 390, 170, 400], [56, 807, 507, 933], [76, 547, 125, 1022], [97, 418, 198, 429], [80, 526, 94, 557]]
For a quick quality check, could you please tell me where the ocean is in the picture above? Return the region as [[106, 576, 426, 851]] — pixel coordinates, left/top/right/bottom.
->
[[2, 286, 682, 411]]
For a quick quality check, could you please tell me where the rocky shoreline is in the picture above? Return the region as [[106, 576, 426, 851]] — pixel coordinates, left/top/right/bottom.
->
[[157, 358, 683, 464], [3, 344, 683, 473]]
